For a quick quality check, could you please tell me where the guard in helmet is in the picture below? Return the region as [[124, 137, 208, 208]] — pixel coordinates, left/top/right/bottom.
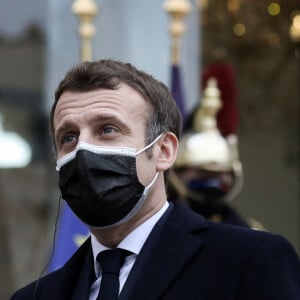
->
[[169, 64, 263, 229]]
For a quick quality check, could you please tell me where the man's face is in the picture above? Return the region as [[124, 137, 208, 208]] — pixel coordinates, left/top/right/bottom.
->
[[53, 83, 156, 186]]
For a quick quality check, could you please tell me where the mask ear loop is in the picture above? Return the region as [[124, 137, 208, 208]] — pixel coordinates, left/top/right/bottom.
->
[[136, 134, 162, 190], [135, 133, 163, 156], [33, 194, 62, 300], [144, 172, 160, 190]]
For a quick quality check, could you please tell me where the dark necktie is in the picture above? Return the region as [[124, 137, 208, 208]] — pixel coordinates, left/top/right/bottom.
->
[[96, 249, 130, 300]]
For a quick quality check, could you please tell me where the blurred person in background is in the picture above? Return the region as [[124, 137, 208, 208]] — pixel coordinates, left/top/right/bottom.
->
[[169, 64, 263, 229]]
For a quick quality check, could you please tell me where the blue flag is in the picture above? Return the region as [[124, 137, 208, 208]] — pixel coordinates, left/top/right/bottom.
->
[[171, 64, 186, 122], [48, 202, 89, 272]]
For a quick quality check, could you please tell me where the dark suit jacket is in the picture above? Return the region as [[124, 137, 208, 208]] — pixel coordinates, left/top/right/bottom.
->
[[11, 202, 300, 299]]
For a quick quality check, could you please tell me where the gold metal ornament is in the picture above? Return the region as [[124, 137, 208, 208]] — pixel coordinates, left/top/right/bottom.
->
[[193, 78, 222, 133], [290, 12, 300, 42], [72, 0, 99, 61], [175, 78, 235, 171], [164, 0, 191, 64]]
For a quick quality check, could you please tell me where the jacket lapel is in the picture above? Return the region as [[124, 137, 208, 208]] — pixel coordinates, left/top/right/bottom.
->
[[71, 243, 95, 300], [120, 202, 208, 300], [48, 238, 93, 300]]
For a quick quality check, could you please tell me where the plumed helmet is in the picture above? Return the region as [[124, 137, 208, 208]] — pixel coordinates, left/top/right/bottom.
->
[[174, 64, 243, 201]]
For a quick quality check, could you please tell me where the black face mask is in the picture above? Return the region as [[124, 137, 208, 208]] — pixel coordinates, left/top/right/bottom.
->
[[185, 178, 228, 216], [56, 138, 160, 228], [187, 178, 228, 201]]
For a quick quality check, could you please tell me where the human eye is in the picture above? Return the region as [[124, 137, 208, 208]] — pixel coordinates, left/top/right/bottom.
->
[[56, 132, 78, 150], [102, 125, 119, 135], [62, 133, 77, 144]]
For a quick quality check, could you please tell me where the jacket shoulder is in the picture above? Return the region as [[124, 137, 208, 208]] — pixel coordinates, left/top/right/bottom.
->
[[10, 270, 61, 300], [10, 237, 92, 300]]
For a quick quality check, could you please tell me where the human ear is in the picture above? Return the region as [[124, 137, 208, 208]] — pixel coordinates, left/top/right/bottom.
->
[[156, 132, 178, 172]]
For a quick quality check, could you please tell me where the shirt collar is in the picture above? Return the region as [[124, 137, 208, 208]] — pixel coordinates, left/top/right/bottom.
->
[[91, 201, 169, 277]]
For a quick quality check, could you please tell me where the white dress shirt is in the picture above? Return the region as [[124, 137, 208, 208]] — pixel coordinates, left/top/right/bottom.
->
[[89, 201, 169, 300]]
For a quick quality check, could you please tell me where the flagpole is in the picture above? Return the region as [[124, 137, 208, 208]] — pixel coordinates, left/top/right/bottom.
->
[[164, 0, 191, 65], [164, 0, 191, 122], [72, 0, 99, 62]]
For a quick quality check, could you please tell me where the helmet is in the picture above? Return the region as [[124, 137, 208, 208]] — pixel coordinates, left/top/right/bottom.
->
[[171, 67, 243, 203]]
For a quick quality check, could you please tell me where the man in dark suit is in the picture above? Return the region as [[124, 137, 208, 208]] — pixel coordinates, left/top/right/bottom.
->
[[11, 59, 300, 299]]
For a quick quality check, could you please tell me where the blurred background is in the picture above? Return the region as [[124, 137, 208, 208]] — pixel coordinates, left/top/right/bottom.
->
[[0, 0, 299, 299]]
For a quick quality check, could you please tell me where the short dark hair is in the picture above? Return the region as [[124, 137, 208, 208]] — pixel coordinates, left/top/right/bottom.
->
[[51, 59, 182, 147]]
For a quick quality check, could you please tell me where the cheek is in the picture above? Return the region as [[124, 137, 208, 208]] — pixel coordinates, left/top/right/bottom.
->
[[221, 173, 234, 186], [136, 153, 156, 186]]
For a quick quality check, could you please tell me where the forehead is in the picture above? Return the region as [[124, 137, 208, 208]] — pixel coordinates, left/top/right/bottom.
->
[[53, 83, 150, 127]]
